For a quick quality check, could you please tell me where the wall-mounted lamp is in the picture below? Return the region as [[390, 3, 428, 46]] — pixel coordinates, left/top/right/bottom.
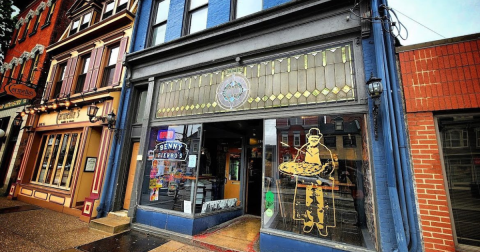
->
[[366, 75, 383, 140], [87, 103, 116, 130], [13, 113, 23, 127], [0, 129, 5, 138]]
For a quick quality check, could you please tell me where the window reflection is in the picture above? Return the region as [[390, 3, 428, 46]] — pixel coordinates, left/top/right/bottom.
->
[[263, 115, 373, 248]]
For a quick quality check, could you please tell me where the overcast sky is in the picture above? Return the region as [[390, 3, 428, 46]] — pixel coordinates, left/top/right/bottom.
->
[[387, 0, 480, 46]]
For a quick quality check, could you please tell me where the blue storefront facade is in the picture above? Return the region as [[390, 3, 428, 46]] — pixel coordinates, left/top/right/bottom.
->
[[98, 0, 422, 251]]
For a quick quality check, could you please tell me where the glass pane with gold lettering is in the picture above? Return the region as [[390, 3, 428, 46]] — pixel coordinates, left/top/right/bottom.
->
[[263, 115, 375, 249]]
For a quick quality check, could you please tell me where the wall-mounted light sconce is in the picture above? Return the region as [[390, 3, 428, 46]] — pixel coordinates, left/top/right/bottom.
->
[[0, 129, 5, 139], [366, 74, 383, 140], [13, 113, 23, 127], [87, 103, 116, 130]]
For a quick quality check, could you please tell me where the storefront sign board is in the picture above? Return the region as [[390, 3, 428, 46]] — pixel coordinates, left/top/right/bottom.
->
[[5, 84, 37, 100], [0, 99, 28, 111]]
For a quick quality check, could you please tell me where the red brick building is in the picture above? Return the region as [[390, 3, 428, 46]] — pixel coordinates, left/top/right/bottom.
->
[[0, 0, 74, 195], [397, 34, 480, 252]]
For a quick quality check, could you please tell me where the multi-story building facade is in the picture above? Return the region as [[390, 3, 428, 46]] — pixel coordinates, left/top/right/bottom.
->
[[98, 0, 422, 251], [0, 0, 74, 196], [398, 33, 480, 252], [8, 0, 135, 222]]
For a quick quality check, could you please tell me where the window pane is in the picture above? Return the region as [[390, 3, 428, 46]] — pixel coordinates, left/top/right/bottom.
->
[[72, 20, 79, 30], [63, 133, 81, 188], [151, 24, 166, 46], [135, 90, 148, 124], [105, 1, 114, 12], [45, 134, 62, 184], [140, 124, 202, 214], [119, 0, 128, 6], [82, 13, 91, 24], [189, 7, 208, 34], [439, 115, 480, 247], [108, 46, 119, 66], [32, 135, 48, 182], [38, 135, 55, 183], [82, 56, 90, 74], [155, 0, 170, 24], [236, 0, 262, 18], [263, 115, 374, 248], [190, 0, 208, 10], [53, 134, 70, 185]]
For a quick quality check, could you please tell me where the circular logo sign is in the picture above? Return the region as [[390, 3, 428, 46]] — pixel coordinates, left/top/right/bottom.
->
[[216, 73, 250, 110]]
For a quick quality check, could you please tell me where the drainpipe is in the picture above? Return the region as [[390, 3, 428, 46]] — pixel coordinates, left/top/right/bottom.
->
[[97, 0, 142, 217], [371, 0, 408, 250], [381, 0, 420, 250]]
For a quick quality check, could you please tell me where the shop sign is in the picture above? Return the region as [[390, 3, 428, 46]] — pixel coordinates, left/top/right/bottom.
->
[[153, 141, 189, 161], [0, 99, 28, 111], [157, 129, 175, 141], [5, 83, 37, 100], [216, 71, 250, 110], [56, 108, 81, 124]]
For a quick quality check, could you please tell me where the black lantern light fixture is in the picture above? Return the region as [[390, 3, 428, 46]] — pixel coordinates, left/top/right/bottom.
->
[[13, 113, 23, 127], [366, 74, 383, 140], [87, 103, 116, 130]]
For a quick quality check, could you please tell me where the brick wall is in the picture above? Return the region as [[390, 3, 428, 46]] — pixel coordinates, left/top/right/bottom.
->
[[406, 112, 454, 252], [398, 37, 480, 252], [399, 39, 480, 113]]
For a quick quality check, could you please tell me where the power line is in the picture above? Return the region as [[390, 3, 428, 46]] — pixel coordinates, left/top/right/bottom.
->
[[391, 7, 446, 39]]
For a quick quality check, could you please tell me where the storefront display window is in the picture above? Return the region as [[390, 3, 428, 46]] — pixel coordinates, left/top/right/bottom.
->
[[439, 115, 480, 247], [263, 115, 374, 248], [140, 124, 202, 214], [31, 131, 82, 189]]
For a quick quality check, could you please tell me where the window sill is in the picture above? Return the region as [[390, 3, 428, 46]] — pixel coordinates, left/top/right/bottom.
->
[[41, 22, 51, 30], [29, 31, 37, 37], [18, 38, 26, 43], [9, 43, 16, 49]]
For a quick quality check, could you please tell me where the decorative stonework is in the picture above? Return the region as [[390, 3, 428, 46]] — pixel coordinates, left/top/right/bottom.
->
[[0, 45, 45, 70]]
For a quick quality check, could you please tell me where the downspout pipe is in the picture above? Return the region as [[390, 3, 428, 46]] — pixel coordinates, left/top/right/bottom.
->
[[97, 0, 142, 217], [371, 0, 408, 250], [381, 1, 420, 250]]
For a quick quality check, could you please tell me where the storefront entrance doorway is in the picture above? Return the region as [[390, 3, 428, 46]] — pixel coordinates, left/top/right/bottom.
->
[[202, 119, 263, 217]]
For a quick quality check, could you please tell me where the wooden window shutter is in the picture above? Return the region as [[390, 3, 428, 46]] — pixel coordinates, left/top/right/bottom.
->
[[43, 64, 58, 101], [60, 58, 72, 98], [88, 45, 105, 91], [63, 56, 78, 96], [111, 37, 128, 87], [83, 48, 98, 93]]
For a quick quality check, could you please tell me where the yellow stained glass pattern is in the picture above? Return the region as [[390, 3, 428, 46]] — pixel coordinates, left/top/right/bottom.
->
[[156, 45, 355, 118]]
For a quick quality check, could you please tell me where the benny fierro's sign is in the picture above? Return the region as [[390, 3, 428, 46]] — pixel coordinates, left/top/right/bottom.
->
[[56, 108, 80, 124], [154, 141, 188, 161], [5, 84, 37, 100]]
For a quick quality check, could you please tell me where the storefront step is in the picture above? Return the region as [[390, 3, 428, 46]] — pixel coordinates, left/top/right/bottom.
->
[[89, 214, 131, 234]]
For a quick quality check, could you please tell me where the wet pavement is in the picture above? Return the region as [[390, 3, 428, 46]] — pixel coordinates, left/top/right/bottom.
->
[[0, 197, 212, 252], [193, 215, 261, 252], [76, 230, 169, 252]]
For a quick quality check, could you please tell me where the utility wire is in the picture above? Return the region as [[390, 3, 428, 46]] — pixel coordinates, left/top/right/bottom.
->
[[391, 7, 446, 39]]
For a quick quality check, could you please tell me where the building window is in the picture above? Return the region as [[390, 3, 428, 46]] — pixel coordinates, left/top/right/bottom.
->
[[444, 128, 469, 148], [43, 1, 56, 26], [438, 115, 480, 247], [263, 115, 373, 248], [134, 90, 148, 124], [233, 0, 262, 19], [139, 124, 202, 213], [281, 133, 288, 146], [100, 45, 119, 87], [27, 53, 40, 83], [323, 136, 336, 148], [31, 132, 82, 189], [117, 0, 129, 12], [17, 61, 27, 82], [74, 55, 90, 93], [184, 0, 208, 35], [80, 13, 92, 31], [69, 19, 80, 36], [476, 128, 480, 148], [293, 133, 300, 147], [103, 1, 115, 19], [343, 135, 356, 148], [52, 64, 67, 98], [19, 19, 32, 42], [10, 28, 20, 46], [150, 0, 170, 46], [31, 9, 43, 34]]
